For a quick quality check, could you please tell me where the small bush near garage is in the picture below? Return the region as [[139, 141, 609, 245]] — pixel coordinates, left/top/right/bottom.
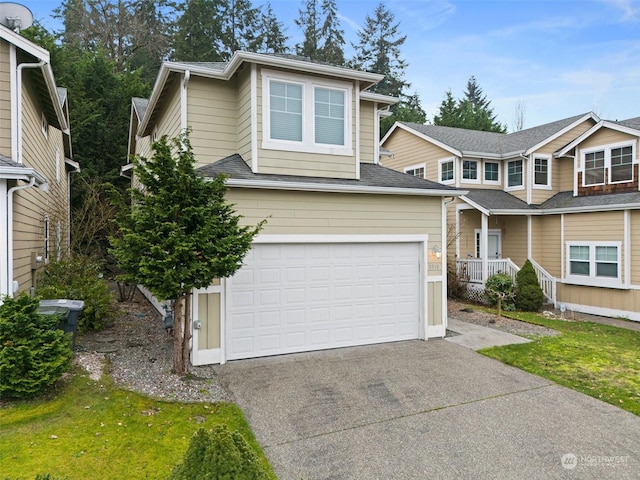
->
[[0, 294, 73, 399], [485, 273, 515, 312], [168, 426, 270, 480], [515, 260, 544, 312], [36, 256, 118, 332]]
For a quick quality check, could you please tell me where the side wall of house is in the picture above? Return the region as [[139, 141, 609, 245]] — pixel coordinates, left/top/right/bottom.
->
[[0, 40, 11, 156], [382, 129, 452, 179], [359, 100, 375, 164], [13, 74, 69, 293]]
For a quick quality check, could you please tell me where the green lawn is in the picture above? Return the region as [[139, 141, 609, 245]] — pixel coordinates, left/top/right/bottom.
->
[[479, 310, 640, 416], [0, 368, 276, 480]]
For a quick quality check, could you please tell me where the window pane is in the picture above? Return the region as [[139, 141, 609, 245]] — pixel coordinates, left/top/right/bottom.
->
[[596, 246, 617, 262], [584, 151, 605, 185], [570, 245, 590, 260], [315, 87, 345, 145], [441, 161, 454, 181], [534, 158, 548, 185], [462, 160, 477, 180], [485, 162, 498, 181], [596, 262, 618, 277], [570, 261, 590, 275], [270, 81, 302, 142], [508, 160, 523, 187], [610, 146, 633, 182]]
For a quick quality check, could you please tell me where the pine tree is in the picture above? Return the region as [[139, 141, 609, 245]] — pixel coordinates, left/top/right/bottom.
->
[[380, 91, 426, 137], [259, 3, 289, 54], [318, 0, 345, 65], [295, 0, 321, 59], [221, 0, 261, 55], [172, 0, 225, 62], [350, 3, 409, 98], [433, 90, 461, 127]]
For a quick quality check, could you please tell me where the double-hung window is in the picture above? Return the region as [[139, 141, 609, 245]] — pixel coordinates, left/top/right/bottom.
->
[[534, 157, 550, 187], [506, 159, 523, 188], [439, 159, 454, 183], [610, 146, 633, 183], [462, 160, 478, 181], [263, 71, 352, 155], [566, 242, 621, 286], [584, 151, 605, 185], [484, 161, 499, 183]]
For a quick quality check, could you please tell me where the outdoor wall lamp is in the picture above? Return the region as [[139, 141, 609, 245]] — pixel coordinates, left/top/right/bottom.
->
[[432, 245, 441, 259]]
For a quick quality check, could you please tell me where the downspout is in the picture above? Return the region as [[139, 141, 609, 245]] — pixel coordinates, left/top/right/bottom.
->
[[442, 196, 456, 330], [16, 60, 46, 164], [6, 176, 37, 295]]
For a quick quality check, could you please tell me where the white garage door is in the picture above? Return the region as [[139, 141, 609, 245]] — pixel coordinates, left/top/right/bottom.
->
[[226, 242, 421, 360]]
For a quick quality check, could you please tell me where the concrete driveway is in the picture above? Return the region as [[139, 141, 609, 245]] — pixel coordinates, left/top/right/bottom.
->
[[215, 340, 640, 479]]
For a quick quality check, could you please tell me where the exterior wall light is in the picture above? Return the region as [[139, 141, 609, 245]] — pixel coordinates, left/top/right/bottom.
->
[[432, 245, 441, 259]]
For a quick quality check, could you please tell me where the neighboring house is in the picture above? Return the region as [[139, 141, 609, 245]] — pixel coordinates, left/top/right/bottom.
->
[[126, 51, 463, 365], [0, 24, 77, 298], [381, 112, 640, 322]]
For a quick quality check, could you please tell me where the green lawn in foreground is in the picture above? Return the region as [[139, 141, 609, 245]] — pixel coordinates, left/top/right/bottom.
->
[[0, 368, 277, 480], [479, 310, 640, 416]]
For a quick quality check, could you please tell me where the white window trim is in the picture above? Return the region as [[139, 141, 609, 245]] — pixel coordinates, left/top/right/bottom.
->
[[438, 157, 455, 185], [483, 160, 500, 185], [404, 162, 426, 179], [261, 69, 353, 156], [580, 141, 635, 187], [461, 159, 481, 184], [505, 159, 524, 191], [565, 241, 622, 287], [41, 113, 48, 139], [532, 154, 552, 190]]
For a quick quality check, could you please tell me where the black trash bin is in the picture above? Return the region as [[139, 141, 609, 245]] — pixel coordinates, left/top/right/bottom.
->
[[38, 299, 85, 350]]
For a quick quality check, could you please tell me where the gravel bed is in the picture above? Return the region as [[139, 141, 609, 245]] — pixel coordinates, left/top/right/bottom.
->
[[447, 299, 561, 338], [75, 290, 231, 403]]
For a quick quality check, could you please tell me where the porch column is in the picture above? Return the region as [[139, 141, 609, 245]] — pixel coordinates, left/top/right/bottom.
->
[[481, 212, 489, 283]]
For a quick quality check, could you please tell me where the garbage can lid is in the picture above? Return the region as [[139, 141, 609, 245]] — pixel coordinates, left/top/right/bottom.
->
[[39, 299, 85, 311]]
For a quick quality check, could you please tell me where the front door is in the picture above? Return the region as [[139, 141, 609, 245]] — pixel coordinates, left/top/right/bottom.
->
[[475, 229, 502, 259]]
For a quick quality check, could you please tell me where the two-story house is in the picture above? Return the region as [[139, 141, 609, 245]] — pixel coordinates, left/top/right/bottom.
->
[[0, 24, 76, 298], [381, 112, 640, 322], [126, 51, 464, 365]]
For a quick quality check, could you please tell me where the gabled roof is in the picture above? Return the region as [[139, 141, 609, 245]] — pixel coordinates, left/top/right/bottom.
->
[[540, 191, 640, 212], [198, 154, 465, 197], [460, 189, 537, 215], [132, 97, 150, 121], [557, 117, 640, 157], [384, 112, 598, 160], [0, 153, 47, 183], [140, 51, 392, 137]]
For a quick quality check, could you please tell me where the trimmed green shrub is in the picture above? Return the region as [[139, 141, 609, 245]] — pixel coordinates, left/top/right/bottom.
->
[[485, 273, 515, 311], [169, 426, 270, 480], [0, 294, 73, 399], [515, 260, 544, 311], [36, 256, 118, 331]]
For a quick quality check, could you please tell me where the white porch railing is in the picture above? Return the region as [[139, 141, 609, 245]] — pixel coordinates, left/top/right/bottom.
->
[[456, 257, 556, 304]]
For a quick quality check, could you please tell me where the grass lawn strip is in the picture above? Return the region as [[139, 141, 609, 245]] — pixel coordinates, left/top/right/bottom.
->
[[478, 310, 640, 416], [0, 367, 277, 479]]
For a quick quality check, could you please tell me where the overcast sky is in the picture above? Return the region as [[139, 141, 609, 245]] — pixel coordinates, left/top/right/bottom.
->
[[27, 0, 640, 131]]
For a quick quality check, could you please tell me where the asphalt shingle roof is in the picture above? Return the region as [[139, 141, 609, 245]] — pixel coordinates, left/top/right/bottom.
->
[[541, 191, 640, 209], [0, 154, 21, 167], [462, 189, 537, 211], [198, 154, 460, 193], [400, 113, 592, 156]]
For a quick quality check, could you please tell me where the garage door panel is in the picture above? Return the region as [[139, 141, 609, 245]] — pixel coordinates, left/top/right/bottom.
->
[[227, 242, 421, 360]]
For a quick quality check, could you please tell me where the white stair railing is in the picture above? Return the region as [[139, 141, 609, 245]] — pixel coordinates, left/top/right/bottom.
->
[[529, 259, 556, 304]]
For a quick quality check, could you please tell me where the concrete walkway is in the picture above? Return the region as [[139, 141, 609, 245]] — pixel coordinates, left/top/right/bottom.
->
[[445, 317, 532, 350]]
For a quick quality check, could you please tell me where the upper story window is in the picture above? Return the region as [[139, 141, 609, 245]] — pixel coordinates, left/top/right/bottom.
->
[[404, 164, 425, 178], [567, 242, 621, 287], [534, 156, 551, 187], [484, 161, 499, 183], [262, 70, 352, 156], [610, 146, 633, 183], [439, 158, 454, 184], [582, 143, 634, 187], [506, 159, 523, 188], [462, 160, 478, 181]]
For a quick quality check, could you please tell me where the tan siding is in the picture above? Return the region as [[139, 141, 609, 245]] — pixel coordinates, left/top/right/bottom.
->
[[632, 211, 640, 285], [501, 215, 527, 266], [227, 188, 442, 239], [534, 215, 562, 277], [556, 157, 575, 192], [564, 211, 624, 242], [187, 76, 238, 167], [427, 281, 443, 326], [236, 68, 252, 165], [537, 120, 595, 156], [557, 284, 640, 315], [458, 209, 480, 258], [257, 149, 357, 177], [579, 128, 637, 150], [359, 100, 375, 163], [0, 40, 11, 156], [198, 292, 221, 350], [156, 80, 181, 141], [382, 128, 452, 180]]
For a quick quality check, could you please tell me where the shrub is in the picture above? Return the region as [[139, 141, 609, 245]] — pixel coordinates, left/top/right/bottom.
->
[[168, 426, 270, 480], [515, 260, 544, 311], [484, 273, 515, 311], [0, 294, 73, 399], [447, 261, 467, 299], [36, 256, 118, 331]]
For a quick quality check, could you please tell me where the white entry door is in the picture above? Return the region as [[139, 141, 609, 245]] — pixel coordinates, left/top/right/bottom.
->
[[226, 241, 422, 360], [476, 229, 502, 259]]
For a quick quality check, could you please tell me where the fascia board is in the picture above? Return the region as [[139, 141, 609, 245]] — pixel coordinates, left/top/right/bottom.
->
[[360, 91, 399, 105], [524, 113, 599, 156], [462, 151, 505, 160], [459, 195, 490, 216], [42, 64, 68, 131], [553, 118, 639, 157], [540, 203, 640, 215], [224, 177, 467, 197], [138, 65, 172, 136], [387, 123, 461, 157], [0, 166, 46, 184], [0, 24, 49, 62]]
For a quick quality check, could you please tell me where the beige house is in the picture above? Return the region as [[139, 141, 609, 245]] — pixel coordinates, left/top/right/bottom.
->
[[381, 112, 640, 322], [0, 25, 76, 298], [126, 51, 463, 365]]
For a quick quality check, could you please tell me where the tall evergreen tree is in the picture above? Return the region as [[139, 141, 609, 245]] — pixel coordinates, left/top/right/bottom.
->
[[380, 91, 426, 136], [350, 3, 409, 97], [295, 0, 321, 59], [433, 90, 461, 127], [258, 3, 289, 54], [221, 0, 261, 55], [318, 0, 345, 65], [172, 0, 225, 61]]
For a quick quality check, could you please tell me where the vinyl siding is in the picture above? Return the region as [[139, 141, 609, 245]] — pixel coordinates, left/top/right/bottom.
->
[[578, 128, 637, 151], [563, 211, 624, 242], [13, 75, 70, 293], [557, 284, 640, 316], [0, 40, 11, 156], [501, 215, 527, 266], [556, 157, 575, 192], [632, 211, 640, 285], [536, 215, 562, 277], [359, 100, 375, 163], [427, 281, 443, 326], [457, 208, 480, 258], [155, 80, 181, 143], [236, 67, 252, 165], [382, 128, 452, 180]]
